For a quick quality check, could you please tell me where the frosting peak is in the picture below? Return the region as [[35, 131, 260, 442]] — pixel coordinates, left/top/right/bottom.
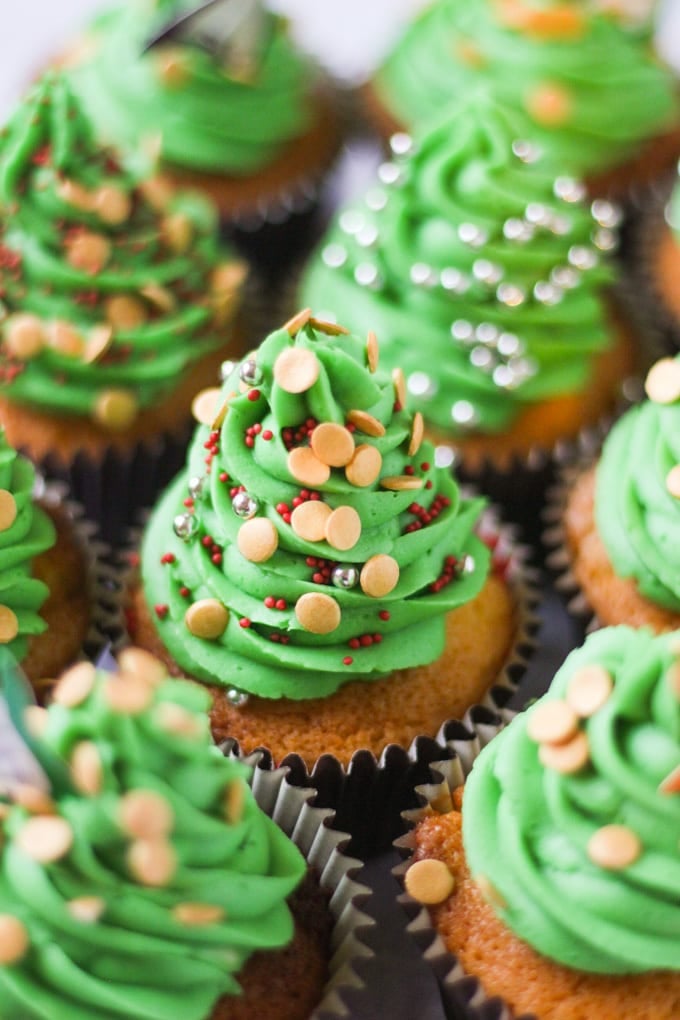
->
[[463, 626, 680, 974], [141, 314, 490, 700]]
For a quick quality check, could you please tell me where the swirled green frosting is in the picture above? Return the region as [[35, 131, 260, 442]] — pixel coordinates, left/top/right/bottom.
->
[[595, 357, 680, 612], [301, 94, 615, 436], [67, 0, 316, 175], [0, 73, 242, 423], [374, 0, 677, 178], [141, 319, 490, 700], [0, 659, 305, 1019], [463, 625, 680, 974], [0, 430, 55, 664]]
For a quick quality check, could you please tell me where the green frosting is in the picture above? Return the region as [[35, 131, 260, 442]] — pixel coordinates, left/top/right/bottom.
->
[[67, 0, 317, 175], [301, 94, 616, 437], [141, 319, 490, 700], [0, 660, 306, 1019], [463, 625, 680, 974], [374, 0, 677, 178], [0, 73, 242, 423], [595, 358, 680, 612], [0, 430, 55, 664]]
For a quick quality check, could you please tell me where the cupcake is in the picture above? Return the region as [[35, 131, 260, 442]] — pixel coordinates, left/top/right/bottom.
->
[[0, 428, 96, 690], [63, 0, 342, 225], [127, 312, 526, 769], [300, 94, 636, 477], [364, 0, 680, 198], [400, 625, 680, 1019], [0, 73, 247, 536], [0, 647, 370, 1019], [554, 354, 680, 632]]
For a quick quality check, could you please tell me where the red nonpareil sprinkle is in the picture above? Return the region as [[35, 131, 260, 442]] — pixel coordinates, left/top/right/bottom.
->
[[373, 633, 383, 643], [219, 471, 229, 482], [360, 634, 373, 647], [312, 572, 324, 584], [262, 430, 273, 441], [343, 656, 353, 666], [276, 502, 290, 516], [245, 436, 254, 448], [183, 498, 194, 508], [379, 610, 390, 621], [239, 618, 251, 628], [247, 389, 261, 401], [252, 423, 262, 435], [346, 422, 356, 432], [292, 496, 303, 508], [420, 462, 430, 471], [264, 596, 276, 609], [404, 465, 414, 476], [299, 489, 310, 500], [211, 553, 222, 565], [154, 604, 169, 619], [348, 638, 360, 650], [269, 633, 280, 642], [393, 401, 402, 412], [160, 552, 175, 564], [275, 599, 287, 611], [425, 480, 433, 490], [202, 535, 213, 548], [31, 145, 50, 166], [306, 556, 317, 567], [282, 513, 291, 524], [179, 587, 190, 598]]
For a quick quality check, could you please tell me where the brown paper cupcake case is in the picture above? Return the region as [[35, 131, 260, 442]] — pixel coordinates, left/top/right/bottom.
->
[[391, 731, 524, 1020], [226, 754, 375, 1019], [117, 500, 539, 857]]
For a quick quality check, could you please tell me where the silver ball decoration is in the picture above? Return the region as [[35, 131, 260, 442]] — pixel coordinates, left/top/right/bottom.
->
[[525, 203, 552, 228], [591, 199, 622, 230], [410, 262, 437, 287], [377, 162, 403, 187], [533, 281, 564, 306], [458, 223, 489, 248], [553, 177, 586, 204], [451, 400, 479, 428], [440, 268, 470, 293], [239, 358, 262, 387], [226, 687, 249, 708], [219, 359, 236, 383], [331, 565, 360, 589], [451, 319, 475, 344], [470, 346, 495, 372], [512, 139, 542, 164], [568, 245, 599, 271], [592, 228, 617, 252], [173, 512, 198, 541], [496, 282, 526, 307], [322, 243, 347, 268], [457, 553, 476, 575], [340, 210, 365, 235], [390, 132, 415, 157], [551, 266, 580, 290], [503, 218, 534, 243], [354, 263, 383, 289], [408, 371, 437, 398], [188, 475, 205, 500], [232, 491, 259, 519], [365, 188, 388, 212], [472, 259, 503, 286]]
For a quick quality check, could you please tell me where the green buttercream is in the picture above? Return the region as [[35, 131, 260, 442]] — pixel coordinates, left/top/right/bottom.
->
[[141, 322, 490, 700], [67, 0, 316, 175], [0, 664, 305, 1019], [0, 73, 240, 420], [595, 363, 680, 612], [0, 430, 55, 664], [374, 0, 677, 177], [301, 94, 615, 437], [463, 625, 680, 974]]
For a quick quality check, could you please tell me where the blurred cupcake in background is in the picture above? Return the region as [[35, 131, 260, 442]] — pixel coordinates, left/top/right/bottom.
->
[[126, 313, 532, 770], [300, 95, 636, 482], [363, 0, 680, 198], [62, 0, 343, 228], [0, 73, 248, 538], [399, 624, 680, 1020]]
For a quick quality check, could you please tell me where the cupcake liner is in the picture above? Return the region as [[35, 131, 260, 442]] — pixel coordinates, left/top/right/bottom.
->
[[233, 754, 374, 1019], [120, 500, 538, 857]]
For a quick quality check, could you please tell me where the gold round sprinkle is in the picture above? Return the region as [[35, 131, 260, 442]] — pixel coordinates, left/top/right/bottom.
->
[[538, 730, 589, 774], [308, 316, 349, 336], [118, 647, 166, 687], [104, 676, 153, 715], [162, 212, 193, 253], [366, 331, 379, 373], [380, 475, 423, 492], [283, 307, 312, 336], [392, 367, 406, 407], [346, 409, 385, 437], [325, 505, 362, 551], [57, 178, 92, 211], [475, 874, 507, 910], [666, 465, 680, 499], [527, 82, 572, 126], [212, 261, 247, 295], [405, 858, 455, 905], [93, 185, 131, 226], [587, 824, 641, 870], [93, 388, 138, 430], [645, 358, 680, 405], [310, 422, 355, 467], [48, 321, 85, 358], [360, 554, 400, 598], [0, 915, 29, 964], [274, 347, 320, 394], [139, 174, 175, 212], [11, 784, 54, 815], [666, 661, 680, 700], [156, 48, 188, 87], [0, 490, 17, 532], [119, 790, 174, 840], [185, 599, 229, 640], [23, 705, 48, 738], [83, 324, 114, 364], [105, 294, 147, 331], [15, 816, 73, 863], [4, 313, 44, 360], [154, 702, 203, 738], [140, 283, 175, 313], [225, 779, 246, 824], [191, 387, 222, 426], [291, 500, 332, 542], [659, 764, 680, 795], [67, 896, 105, 924], [127, 837, 177, 887], [237, 517, 278, 563], [526, 699, 579, 745], [566, 664, 613, 718], [70, 741, 102, 796], [287, 446, 330, 487], [65, 231, 111, 274], [408, 412, 424, 457], [52, 662, 96, 707], [0, 605, 19, 644], [173, 902, 225, 926], [346, 444, 382, 488], [295, 592, 341, 634]]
